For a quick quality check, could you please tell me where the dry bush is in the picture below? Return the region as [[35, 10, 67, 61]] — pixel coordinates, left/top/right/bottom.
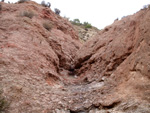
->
[[0, 90, 9, 112], [43, 22, 52, 31], [148, 4, 150, 9], [0, 4, 2, 11], [21, 11, 34, 19], [18, 0, 29, 3]]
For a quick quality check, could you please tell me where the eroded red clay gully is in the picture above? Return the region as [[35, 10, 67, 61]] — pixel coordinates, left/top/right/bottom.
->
[[0, 1, 150, 113]]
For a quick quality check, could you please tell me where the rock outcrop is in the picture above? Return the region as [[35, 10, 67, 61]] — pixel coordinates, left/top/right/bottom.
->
[[0, 1, 150, 113], [72, 25, 99, 41]]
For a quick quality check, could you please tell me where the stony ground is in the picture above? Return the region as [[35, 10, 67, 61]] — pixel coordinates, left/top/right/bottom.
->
[[72, 25, 99, 41]]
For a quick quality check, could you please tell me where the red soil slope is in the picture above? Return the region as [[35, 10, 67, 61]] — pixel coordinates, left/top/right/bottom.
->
[[0, 1, 149, 113]]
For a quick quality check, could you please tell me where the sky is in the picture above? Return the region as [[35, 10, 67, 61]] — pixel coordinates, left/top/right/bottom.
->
[[5, 0, 150, 29]]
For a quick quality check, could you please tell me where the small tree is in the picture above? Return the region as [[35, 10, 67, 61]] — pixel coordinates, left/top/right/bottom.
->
[[54, 8, 60, 15], [41, 0, 46, 7], [71, 19, 81, 25], [47, 2, 51, 8], [41, 1, 51, 8], [74, 19, 80, 24]]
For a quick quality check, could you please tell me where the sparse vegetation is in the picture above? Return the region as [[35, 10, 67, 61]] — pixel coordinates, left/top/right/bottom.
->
[[70, 19, 93, 29], [41, 0, 51, 8], [21, 11, 34, 19], [148, 4, 150, 9], [43, 22, 52, 31], [0, 90, 9, 112], [18, 0, 29, 3], [142, 4, 150, 10]]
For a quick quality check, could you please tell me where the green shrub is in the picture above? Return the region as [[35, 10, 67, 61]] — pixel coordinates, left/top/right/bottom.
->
[[85, 24, 92, 28], [21, 11, 34, 19], [0, 90, 9, 112], [43, 22, 52, 31], [83, 22, 92, 28]]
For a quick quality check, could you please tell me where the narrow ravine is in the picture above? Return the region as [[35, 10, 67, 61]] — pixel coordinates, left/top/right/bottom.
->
[[0, 1, 150, 113]]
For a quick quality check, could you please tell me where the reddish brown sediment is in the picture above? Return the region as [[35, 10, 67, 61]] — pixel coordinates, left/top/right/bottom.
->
[[0, 1, 149, 113]]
